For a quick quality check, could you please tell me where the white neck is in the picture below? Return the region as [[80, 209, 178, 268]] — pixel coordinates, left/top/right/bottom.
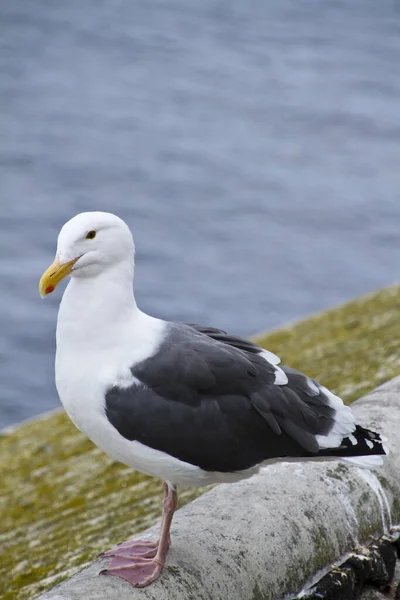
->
[[55, 257, 167, 403], [57, 260, 139, 352]]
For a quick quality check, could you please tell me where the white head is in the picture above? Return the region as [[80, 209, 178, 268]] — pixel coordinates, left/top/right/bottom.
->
[[39, 212, 135, 297]]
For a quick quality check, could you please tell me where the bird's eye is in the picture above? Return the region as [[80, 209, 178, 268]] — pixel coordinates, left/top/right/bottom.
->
[[86, 230, 96, 240]]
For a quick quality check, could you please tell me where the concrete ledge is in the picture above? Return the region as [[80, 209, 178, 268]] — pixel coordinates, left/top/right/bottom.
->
[[37, 376, 400, 600]]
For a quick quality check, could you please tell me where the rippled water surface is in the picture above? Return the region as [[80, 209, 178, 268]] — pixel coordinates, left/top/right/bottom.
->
[[1, 0, 400, 427]]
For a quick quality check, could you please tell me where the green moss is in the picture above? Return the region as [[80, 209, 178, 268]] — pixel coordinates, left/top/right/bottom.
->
[[2, 284, 400, 599], [325, 463, 351, 482], [254, 284, 400, 405], [0, 419, 210, 600], [391, 497, 400, 522], [376, 474, 391, 490], [165, 566, 181, 577], [281, 522, 343, 598], [308, 524, 336, 570]]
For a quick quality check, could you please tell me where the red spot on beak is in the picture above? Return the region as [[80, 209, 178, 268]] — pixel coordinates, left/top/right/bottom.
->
[[45, 285, 55, 295]]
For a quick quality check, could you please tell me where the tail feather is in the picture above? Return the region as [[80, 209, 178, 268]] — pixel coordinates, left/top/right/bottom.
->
[[318, 425, 387, 468]]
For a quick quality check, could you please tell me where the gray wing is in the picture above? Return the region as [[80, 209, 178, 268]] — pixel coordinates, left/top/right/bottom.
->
[[186, 323, 278, 359], [105, 322, 343, 472]]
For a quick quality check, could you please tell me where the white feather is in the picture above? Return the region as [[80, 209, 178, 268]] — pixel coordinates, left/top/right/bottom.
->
[[273, 365, 289, 385], [257, 348, 288, 385], [306, 378, 320, 396], [315, 386, 355, 449], [259, 349, 281, 365]]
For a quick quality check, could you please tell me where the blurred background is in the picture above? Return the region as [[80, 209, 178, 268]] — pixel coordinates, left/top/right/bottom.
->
[[1, 0, 399, 428]]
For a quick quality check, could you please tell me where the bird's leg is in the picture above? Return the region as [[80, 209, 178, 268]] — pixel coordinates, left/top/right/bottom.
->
[[100, 482, 178, 588], [99, 483, 171, 560], [154, 481, 177, 561]]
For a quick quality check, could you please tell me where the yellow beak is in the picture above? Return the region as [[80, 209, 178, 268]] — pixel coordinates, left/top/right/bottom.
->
[[39, 257, 79, 298]]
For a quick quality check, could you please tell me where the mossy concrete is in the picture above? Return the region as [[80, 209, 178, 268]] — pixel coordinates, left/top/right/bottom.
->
[[254, 283, 400, 404], [1, 284, 400, 599]]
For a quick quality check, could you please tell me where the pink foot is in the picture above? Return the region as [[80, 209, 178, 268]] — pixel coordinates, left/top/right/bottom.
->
[[99, 539, 159, 559], [100, 555, 163, 588], [99, 482, 177, 588]]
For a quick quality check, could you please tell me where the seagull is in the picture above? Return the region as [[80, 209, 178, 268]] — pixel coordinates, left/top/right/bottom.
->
[[39, 211, 386, 588]]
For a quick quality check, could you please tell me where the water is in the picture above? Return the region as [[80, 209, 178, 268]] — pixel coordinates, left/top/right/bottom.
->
[[1, 0, 400, 428]]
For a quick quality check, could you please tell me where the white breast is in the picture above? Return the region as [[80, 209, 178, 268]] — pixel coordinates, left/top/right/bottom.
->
[[56, 331, 259, 487], [54, 275, 260, 487], [56, 359, 241, 487], [55, 283, 214, 486]]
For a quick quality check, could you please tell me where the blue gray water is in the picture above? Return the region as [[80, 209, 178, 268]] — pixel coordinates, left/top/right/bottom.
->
[[1, 0, 400, 428]]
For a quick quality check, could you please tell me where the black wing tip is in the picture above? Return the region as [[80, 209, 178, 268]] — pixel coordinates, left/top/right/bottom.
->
[[342, 425, 388, 456], [319, 425, 387, 459]]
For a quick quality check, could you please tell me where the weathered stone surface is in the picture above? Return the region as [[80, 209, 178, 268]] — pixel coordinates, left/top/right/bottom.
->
[[36, 376, 400, 600]]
